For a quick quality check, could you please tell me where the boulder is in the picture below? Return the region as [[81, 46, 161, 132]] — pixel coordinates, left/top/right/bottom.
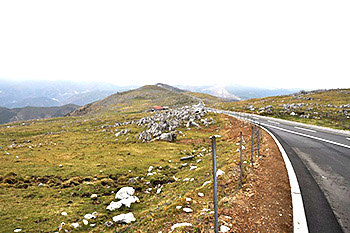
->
[[170, 223, 192, 232], [159, 132, 177, 142], [115, 187, 135, 200], [112, 212, 136, 224], [180, 155, 194, 161]]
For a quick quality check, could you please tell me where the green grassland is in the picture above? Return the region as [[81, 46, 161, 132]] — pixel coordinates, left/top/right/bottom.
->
[[0, 111, 248, 232], [0, 85, 250, 232], [214, 89, 350, 130]]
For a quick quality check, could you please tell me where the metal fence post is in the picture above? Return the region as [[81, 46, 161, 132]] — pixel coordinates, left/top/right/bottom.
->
[[210, 136, 219, 233], [240, 131, 243, 188], [257, 126, 260, 157], [251, 125, 254, 164]]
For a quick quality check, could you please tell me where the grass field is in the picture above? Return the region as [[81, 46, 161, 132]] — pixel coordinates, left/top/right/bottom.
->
[[0, 107, 253, 232], [213, 89, 350, 130]]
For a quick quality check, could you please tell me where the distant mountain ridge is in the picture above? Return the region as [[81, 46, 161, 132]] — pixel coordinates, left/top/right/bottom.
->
[[176, 84, 300, 100], [0, 80, 134, 108], [0, 104, 79, 124], [0, 80, 301, 109], [203, 85, 241, 101]]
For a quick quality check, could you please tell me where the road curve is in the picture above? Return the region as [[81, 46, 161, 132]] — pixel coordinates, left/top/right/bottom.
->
[[220, 110, 349, 233]]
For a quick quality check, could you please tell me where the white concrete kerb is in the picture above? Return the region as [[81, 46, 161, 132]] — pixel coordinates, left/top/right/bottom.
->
[[260, 125, 309, 233], [221, 110, 309, 233]]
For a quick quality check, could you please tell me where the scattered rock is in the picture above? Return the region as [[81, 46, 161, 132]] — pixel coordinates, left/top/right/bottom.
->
[[202, 180, 211, 187], [198, 192, 204, 197], [115, 187, 135, 200], [156, 186, 163, 194], [71, 222, 80, 228], [90, 194, 98, 200], [170, 223, 192, 232], [217, 169, 225, 177], [104, 221, 113, 227], [180, 163, 188, 168], [112, 212, 136, 224], [220, 225, 230, 232], [180, 155, 195, 161], [107, 195, 139, 210], [183, 208, 193, 213], [61, 211, 67, 216], [84, 213, 96, 220], [159, 132, 177, 142]]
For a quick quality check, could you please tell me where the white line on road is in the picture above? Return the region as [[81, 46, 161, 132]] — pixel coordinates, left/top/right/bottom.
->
[[262, 123, 350, 149], [267, 120, 280, 125], [294, 126, 317, 133], [347, 138, 350, 141]]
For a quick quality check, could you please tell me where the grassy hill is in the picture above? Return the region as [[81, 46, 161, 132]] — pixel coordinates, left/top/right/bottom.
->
[[215, 88, 350, 130], [69, 85, 225, 116], [0, 104, 79, 124]]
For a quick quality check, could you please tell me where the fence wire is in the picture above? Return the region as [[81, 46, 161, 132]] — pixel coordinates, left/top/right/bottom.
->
[[118, 113, 265, 232]]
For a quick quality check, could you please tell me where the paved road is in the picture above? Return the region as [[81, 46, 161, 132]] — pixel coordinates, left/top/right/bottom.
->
[[223, 111, 350, 233]]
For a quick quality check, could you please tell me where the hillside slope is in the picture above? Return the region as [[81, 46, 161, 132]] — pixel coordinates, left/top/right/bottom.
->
[[69, 84, 225, 116], [0, 104, 79, 124], [217, 88, 350, 130]]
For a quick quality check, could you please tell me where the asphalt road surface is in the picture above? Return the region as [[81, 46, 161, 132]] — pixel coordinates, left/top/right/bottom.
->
[[225, 111, 350, 233]]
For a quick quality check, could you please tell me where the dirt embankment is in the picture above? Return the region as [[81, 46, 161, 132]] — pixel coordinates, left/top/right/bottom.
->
[[209, 115, 293, 232]]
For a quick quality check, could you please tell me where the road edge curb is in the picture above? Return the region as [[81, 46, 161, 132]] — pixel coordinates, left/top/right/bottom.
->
[[260, 125, 309, 233]]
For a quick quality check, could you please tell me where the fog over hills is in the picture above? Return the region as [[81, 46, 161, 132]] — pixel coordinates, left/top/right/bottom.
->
[[0, 80, 301, 109], [176, 84, 301, 100]]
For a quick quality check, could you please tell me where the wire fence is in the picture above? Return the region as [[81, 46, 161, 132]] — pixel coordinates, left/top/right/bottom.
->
[[116, 113, 264, 232]]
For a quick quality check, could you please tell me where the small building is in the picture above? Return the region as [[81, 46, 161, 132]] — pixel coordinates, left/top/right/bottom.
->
[[150, 106, 169, 112]]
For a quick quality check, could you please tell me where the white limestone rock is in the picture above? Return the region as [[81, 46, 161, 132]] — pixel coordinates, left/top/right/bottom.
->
[[170, 223, 192, 232], [112, 212, 136, 224], [115, 187, 135, 200]]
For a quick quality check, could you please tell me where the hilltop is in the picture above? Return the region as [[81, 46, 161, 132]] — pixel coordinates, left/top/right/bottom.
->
[[216, 88, 350, 130], [69, 84, 226, 116]]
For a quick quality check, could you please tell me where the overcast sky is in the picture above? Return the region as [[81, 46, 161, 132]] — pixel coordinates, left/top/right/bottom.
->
[[0, 1, 349, 89]]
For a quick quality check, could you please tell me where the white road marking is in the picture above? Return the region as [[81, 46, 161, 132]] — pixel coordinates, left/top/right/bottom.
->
[[347, 138, 350, 141], [294, 126, 317, 133], [262, 123, 350, 149], [267, 120, 280, 125]]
